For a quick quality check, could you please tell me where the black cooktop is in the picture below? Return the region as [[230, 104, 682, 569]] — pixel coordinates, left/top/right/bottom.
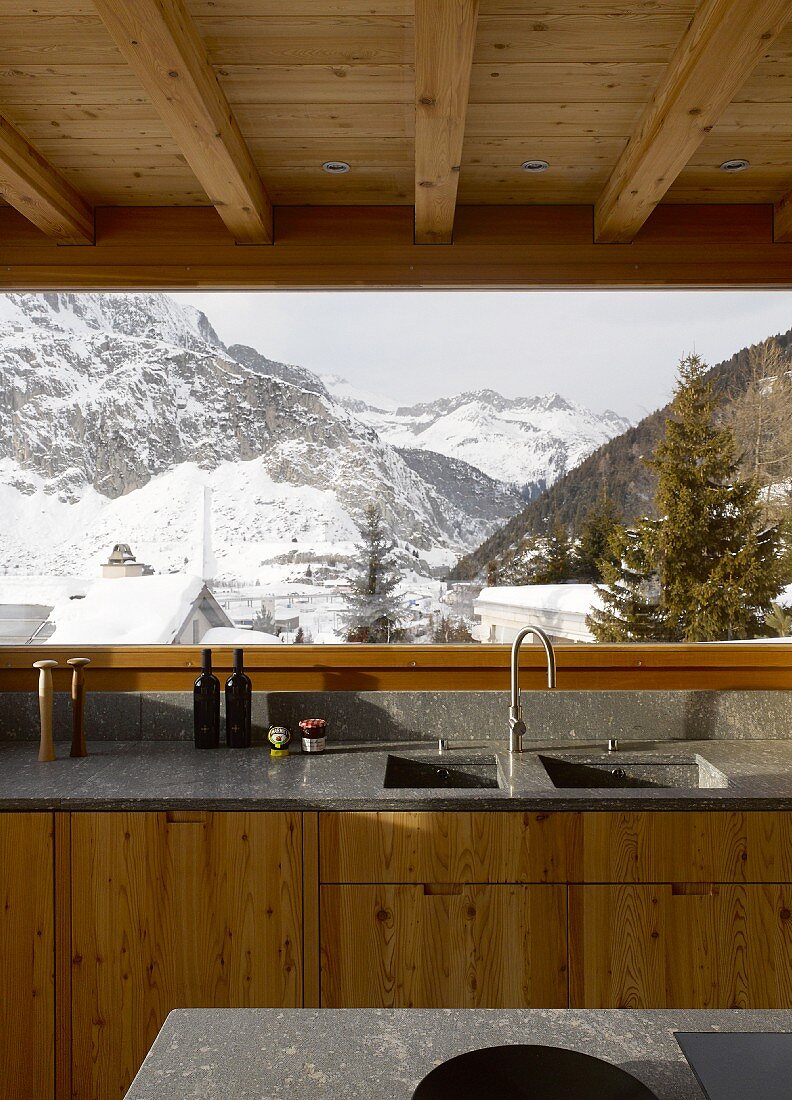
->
[[675, 1032, 792, 1100]]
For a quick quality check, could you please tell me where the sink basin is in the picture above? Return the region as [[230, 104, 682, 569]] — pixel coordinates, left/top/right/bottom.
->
[[384, 754, 501, 790], [538, 752, 728, 790]]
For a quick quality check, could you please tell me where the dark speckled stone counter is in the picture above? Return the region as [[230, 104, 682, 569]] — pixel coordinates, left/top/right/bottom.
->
[[125, 1007, 792, 1099], [2, 738, 792, 810]]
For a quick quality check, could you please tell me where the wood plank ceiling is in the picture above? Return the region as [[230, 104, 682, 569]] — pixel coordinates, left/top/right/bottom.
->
[[0, 0, 791, 245]]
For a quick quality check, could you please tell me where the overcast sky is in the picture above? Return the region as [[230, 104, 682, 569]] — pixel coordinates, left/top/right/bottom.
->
[[172, 291, 792, 421]]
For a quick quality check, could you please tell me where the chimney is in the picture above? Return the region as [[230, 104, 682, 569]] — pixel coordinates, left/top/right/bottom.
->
[[101, 543, 147, 579]]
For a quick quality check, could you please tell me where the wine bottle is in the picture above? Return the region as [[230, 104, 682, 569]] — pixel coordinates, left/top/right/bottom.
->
[[225, 648, 252, 748], [193, 648, 220, 749]]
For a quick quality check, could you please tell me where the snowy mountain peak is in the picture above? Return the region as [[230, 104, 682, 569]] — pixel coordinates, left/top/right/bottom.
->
[[0, 292, 224, 352]]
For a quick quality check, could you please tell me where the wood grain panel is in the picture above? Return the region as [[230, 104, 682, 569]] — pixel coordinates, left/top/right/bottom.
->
[[321, 883, 568, 1007], [570, 883, 792, 1008], [580, 812, 792, 884], [0, 812, 54, 1100], [319, 811, 581, 883], [473, 13, 693, 63], [71, 812, 302, 1100], [217, 63, 414, 103], [595, 0, 792, 242], [197, 16, 413, 65]]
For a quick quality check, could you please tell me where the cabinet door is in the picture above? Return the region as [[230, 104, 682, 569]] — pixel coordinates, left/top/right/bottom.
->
[[71, 812, 303, 1100], [570, 883, 792, 1009], [0, 812, 54, 1100], [321, 883, 567, 1008]]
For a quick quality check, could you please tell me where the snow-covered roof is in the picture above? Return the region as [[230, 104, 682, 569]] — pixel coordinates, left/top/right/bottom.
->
[[0, 574, 92, 606], [46, 574, 207, 644], [475, 583, 602, 616], [201, 626, 284, 645]]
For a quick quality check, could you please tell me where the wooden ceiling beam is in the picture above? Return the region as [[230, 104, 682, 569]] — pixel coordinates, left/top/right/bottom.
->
[[595, 0, 792, 244], [414, 0, 479, 245], [0, 113, 93, 244], [92, 0, 272, 245]]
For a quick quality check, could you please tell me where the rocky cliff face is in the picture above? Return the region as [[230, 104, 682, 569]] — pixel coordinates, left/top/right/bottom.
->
[[0, 293, 530, 576]]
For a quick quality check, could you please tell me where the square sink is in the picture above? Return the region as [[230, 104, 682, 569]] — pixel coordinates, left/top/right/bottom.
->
[[538, 752, 728, 790], [384, 754, 501, 790]]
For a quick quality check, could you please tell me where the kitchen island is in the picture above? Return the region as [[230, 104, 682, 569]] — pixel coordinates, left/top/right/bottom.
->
[[124, 1007, 792, 1099]]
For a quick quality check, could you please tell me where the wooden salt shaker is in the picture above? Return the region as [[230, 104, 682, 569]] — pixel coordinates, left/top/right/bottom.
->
[[67, 657, 91, 758], [32, 660, 58, 762]]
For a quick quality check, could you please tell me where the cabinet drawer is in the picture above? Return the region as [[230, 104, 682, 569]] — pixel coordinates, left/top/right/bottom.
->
[[570, 883, 792, 1009], [319, 811, 580, 883], [320, 883, 568, 1008], [580, 812, 792, 883]]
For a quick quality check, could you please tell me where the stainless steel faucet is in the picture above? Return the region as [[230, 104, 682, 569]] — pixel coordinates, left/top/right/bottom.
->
[[509, 625, 557, 753]]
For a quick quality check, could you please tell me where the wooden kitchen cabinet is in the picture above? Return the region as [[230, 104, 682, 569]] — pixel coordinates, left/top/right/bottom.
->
[[70, 811, 303, 1100], [320, 883, 568, 1008], [570, 883, 792, 1009], [0, 813, 54, 1100]]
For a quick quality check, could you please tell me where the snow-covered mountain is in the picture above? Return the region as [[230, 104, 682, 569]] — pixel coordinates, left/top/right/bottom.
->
[[345, 388, 631, 494], [0, 293, 529, 578]]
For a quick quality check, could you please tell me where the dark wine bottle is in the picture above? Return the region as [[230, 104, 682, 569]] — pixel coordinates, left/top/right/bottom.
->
[[225, 648, 252, 748], [193, 648, 220, 749]]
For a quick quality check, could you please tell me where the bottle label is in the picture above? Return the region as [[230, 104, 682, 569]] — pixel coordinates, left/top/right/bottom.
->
[[302, 736, 326, 753]]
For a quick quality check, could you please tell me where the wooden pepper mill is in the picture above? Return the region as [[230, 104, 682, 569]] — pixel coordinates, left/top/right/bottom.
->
[[67, 657, 91, 758], [32, 660, 58, 762]]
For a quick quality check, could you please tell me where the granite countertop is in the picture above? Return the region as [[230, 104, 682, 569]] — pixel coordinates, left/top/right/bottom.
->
[[124, 1007, 792, 1099], [2, 737, 792, 810]]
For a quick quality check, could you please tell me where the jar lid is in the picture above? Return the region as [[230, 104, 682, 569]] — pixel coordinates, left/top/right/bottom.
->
[[299, 718, 327, 730]]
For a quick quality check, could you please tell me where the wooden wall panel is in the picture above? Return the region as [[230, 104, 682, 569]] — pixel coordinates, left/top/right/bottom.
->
[[70, 812, 303, 1100], [0, 813, 54, 1100], [570, 883, 792, 1008], [320, 883, 568, 1007], [319, 811, 582, 884]]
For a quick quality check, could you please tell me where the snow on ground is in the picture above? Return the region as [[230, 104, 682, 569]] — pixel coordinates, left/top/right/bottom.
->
[[0, 456, 360, 580]]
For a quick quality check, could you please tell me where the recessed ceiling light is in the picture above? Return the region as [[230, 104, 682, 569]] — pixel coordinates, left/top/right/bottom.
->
[[322, 160, 351, 174], [719, 158, 750, 173], [521, 160, 549, 173]]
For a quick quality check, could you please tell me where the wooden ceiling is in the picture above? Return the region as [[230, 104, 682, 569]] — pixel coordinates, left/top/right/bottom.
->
[[1, 0, 792, 284]]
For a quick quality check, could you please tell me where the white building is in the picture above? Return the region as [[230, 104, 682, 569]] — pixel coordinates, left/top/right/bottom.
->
[[474, 584, 602, 645]]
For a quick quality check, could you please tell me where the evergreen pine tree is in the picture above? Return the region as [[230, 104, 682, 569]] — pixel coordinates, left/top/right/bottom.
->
[[650, 353, 782, 641], [251, 606, 277, 634], [575, 487, 622, 582], [342, 504, 406, 642], [532, 519, 573, 583], [587, 520, 669, 641]]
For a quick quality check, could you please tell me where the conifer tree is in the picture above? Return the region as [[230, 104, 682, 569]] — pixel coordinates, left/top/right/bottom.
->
[[532, 519, 573, 583], [650, 353, 782, 641], [575, 487, 622, 582], [587, 520, 668, 641], [342, 504, 406, 642]]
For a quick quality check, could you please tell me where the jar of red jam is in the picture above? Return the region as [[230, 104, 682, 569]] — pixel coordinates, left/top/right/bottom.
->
[[299, 718, 327, 754]]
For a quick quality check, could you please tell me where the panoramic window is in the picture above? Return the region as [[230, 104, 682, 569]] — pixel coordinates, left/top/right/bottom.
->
[[0, 290, 790, 646]]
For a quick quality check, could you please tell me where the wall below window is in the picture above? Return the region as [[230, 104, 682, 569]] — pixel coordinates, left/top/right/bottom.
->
[[0, 689, 789, 744]]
